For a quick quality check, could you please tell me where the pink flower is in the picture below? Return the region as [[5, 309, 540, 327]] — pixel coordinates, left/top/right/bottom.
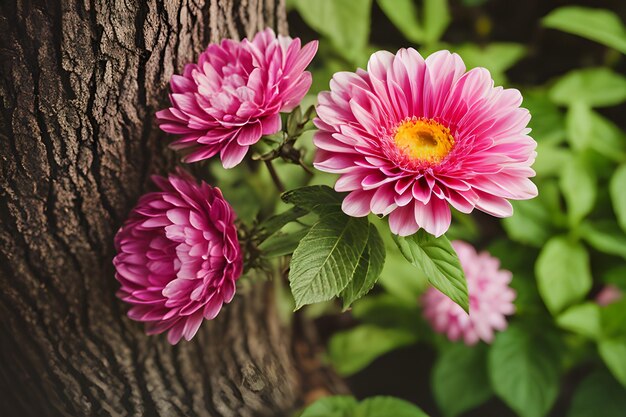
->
[[313, 49, 537, 237], [157, 28, 318, 168], [596, 285, 623, 306], [113, 169, 243, 344], [422, 241, 516, 345]]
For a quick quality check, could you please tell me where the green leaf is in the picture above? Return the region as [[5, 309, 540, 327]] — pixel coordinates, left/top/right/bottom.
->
[[533, 144, 571, 177], [453, 43, 526, 84], [568, 370, 626, 417], [559, 155, 597, 226], [433, 344, 493, 417], [548, 68, 626, 107], [300, 395, 358, 417], [258, 206, 309, 239], [580, 220, 626, 260], [610, 164, 626, 233], [281, 185, 344, 214], [259, 228, 309, 258], [293, 0, 372, 63], [376, 0, 424, 43], [340, 223, 386, 309], [556, 302, 602, 339], [394, 231, 468, 312], [289, 212, 369, 309], [566, 103, 626, 159], [523, 90, 566, 145], [536, 237, 592, 315], [423, 0, 450, 45], [543, 6, 626, 55], [328, 325, 417, 376], [352, 294, 420, 331], [378, 235, 429, 303], [356, 396, 429, 417], [489, 326, 560, 417], [598, 338, 626, 388], [502, 180, 561, 247], [601, 298, 626, 338]]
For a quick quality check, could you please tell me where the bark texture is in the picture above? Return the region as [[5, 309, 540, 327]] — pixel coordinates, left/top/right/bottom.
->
[[0, 1, 329, 416]]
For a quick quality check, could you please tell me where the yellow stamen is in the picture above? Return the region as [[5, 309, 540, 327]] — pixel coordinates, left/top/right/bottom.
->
[[393, 118, 455, 164]]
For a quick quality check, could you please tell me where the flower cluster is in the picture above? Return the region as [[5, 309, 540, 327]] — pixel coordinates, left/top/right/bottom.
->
[[313, 48, 537, 237], [422, 241, 516, 345]]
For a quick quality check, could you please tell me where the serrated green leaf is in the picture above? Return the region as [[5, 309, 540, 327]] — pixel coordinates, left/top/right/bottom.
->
[[536, 236, 592, 315], [598, 338, 626, 388], [433, 344, 492, 417], [568, 370, 626, 417], [259, 228, 310, 258], [559, 155, 597, 226], [548, 68, 626, 107], [610, 164, 626, 233], [300, 395, 358, 417], [556, 302, 602, 339], [543, 6, 626, 54], [328, 325, 417, 376], [340, 223, 386, 309], [580, 220, 626, 261], [281, 185, 344, 214], [356, 396, 429, 417], [377, 0, 424, 43], [289, 213, 369, 309], [489, 326, 560, 417], [394, 231, 468, 312], [293, 0, 372, 63]]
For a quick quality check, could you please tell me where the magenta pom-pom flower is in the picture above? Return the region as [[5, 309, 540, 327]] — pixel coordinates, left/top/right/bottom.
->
[[313, 49, 537, 237], [113, 169, 243, 344], [422, 241, 516, 345], [156, 28, 318, 168]]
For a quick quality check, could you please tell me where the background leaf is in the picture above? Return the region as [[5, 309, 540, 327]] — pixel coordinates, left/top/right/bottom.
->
[[543, 6, 626, 54], [556, 302, 602, 340], [394, 231, 468, 312], [548, 68, 626, 107], [489, 326, 561, 417], [432, 344, 492, 417], [559, 155, 597, 226], [328, 325, 417, 376], [282, 185, 344, 214], [568, 371, 626, 417], [376, 0, 424, 43], [536, 237, 592, 315], [598, 339, 626, 388], [292, 0, 372, 63], [300, 395, 358, 417], [610, 164, 626, 232], [356, 396, 429, 417]]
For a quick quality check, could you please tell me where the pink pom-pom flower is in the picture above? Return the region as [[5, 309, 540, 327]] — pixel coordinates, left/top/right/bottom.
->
[[113, 169, 243, 344], [313, 49, 537, 237], [422, 241, 516, 345], [157, 28, 318, 168], [596, 285, 623, 306]]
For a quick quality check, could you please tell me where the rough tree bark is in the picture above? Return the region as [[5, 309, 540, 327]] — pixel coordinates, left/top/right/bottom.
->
[[0, 1, 341, 416]]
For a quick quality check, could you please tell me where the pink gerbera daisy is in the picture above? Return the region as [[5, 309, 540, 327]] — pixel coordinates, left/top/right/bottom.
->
[[157, 28, 318, 168], [422, 241, 516, 345], [113, 169, 243, 344], [314, 49, 537, 236]]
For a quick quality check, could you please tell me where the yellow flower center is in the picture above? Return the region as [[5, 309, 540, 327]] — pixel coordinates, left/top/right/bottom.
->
[[393, 118, 455, 164]]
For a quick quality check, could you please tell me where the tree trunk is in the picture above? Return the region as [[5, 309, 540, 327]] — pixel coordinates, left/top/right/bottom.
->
[[0, 1, 341, 416]]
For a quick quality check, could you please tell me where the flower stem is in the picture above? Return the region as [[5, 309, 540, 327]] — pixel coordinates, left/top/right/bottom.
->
[[264, 160, 285, 193]]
